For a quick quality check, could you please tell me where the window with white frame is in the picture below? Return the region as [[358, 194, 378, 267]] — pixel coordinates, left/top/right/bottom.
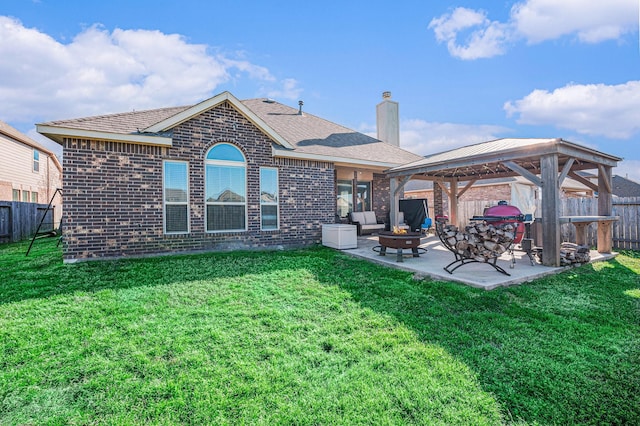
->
[[163, 160, 189, 234], [12, 189, 20, 201], [33, 150, 39, 172], [22, 190, 29, 202], [205, 143, 246, 232], [260, 167, 279, 230], [31, 192, 38, 203]]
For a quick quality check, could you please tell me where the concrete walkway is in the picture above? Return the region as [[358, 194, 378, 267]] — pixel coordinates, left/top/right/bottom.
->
[[339, 233, 617, 290]]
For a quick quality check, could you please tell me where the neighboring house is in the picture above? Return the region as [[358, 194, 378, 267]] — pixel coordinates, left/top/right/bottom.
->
[[37, 91, 421, 262], [612, 175, 640, 197], [0, 120, 63, 220], [404, 174, 596, 217]]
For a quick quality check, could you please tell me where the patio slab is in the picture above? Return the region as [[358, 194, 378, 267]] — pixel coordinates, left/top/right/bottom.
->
[[338, 233, 617, 290]]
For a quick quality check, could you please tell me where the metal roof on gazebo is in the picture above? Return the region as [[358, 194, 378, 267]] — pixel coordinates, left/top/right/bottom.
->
[[387, 138, 620, 182]]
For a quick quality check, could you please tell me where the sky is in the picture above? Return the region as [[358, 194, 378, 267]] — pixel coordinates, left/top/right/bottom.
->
[[2, 0, 640, 182]]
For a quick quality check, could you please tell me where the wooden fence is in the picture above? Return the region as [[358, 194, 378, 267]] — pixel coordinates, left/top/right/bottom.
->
[[457, 197, 640, 250], [0, 201, 55, 243]]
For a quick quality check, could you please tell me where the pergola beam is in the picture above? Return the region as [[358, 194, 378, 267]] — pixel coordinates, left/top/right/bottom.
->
[[502, 160, 542, 187], [557, 158, 575, 187], [456, 178, 478, 199], [568, 171, 598, 192], [597, 164, 612, 194]]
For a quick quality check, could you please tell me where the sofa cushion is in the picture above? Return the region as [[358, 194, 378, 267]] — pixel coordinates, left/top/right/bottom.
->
[[363, 211, 377, 224], [351, 212, 365, 224], [361, 223, 385, 230]]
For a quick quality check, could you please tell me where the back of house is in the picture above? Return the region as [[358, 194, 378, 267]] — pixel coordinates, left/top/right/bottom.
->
[[37, 91, 421, 262]]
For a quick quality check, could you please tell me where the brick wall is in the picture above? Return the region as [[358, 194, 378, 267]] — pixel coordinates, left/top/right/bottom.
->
[[372, 173, 390, 227], [61, 101, 335, 261]]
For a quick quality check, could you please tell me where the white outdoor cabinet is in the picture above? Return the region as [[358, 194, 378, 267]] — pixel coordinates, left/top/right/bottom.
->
[[322, 224, 357, 249]]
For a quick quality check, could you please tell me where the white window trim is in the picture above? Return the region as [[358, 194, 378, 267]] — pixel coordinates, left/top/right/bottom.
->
[[163, 160, 190, 235], [33, 149, 40, 173], [205, 143, 248, 233], [260, 167, 279, 231]]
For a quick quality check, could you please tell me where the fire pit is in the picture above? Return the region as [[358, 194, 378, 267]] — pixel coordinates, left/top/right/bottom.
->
[[374, 231, 425, 262]]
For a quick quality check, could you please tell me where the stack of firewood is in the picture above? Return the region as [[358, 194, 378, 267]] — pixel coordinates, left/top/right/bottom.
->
[[441, 222, 516, 262], [535, 242, 590, 265], [560, 243, 591, 265]]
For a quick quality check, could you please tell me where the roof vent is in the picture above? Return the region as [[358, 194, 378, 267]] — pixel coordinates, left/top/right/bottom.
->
[[298, 100, 304, 115], [382, 91, 392, 100], [263, 98, 275, 103]]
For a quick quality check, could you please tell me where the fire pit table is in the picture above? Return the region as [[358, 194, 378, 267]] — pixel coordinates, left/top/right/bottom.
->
[[373, 231, 426, 262]]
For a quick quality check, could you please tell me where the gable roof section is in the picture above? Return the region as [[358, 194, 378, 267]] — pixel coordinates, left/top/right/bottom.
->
[[37, 91, 423, 168], [242, 98, 422, 167], [0, 120, 62, 173], [144, 92, 294, 149]]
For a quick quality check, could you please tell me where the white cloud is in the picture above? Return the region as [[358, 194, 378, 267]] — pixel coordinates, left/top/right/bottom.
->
[[262, 78, 303, 101], [511, 0, 639, 44], [0, 16, 292, 125], [400, 119, 513, 155], [504, 81, 640, 139], [362, 119, 512, 155], [430, 0, 638, 59], [614, 160, 640, 184], [428, 7, 511, 60]]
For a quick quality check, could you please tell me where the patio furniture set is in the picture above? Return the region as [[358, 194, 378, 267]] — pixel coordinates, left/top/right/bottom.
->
[[330, 204, 617, 276]]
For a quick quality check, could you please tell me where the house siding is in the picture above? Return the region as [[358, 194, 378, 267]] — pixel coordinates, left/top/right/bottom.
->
[[0, 130, 63, 226], [61, 101, 335, 261]]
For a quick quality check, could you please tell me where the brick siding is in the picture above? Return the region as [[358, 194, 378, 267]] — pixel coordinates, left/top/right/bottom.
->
[[372, 172, 390, 228], [61, 101, 335, 261]]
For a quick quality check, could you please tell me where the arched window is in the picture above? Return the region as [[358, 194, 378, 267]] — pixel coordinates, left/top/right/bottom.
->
[[205, 143, 246, 232]]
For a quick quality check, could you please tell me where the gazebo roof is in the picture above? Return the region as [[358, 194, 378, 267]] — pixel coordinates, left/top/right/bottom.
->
[[387, 138, 622, 181]]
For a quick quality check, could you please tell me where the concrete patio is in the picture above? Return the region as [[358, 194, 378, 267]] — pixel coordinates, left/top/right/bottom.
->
[[339, 233, 617, 290]]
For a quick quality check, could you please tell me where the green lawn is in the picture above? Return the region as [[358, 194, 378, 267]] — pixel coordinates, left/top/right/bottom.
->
[[1, 239, 639, 425]]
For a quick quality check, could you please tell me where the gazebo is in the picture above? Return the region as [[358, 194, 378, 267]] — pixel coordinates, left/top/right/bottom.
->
[[386, 138, 622, 267]]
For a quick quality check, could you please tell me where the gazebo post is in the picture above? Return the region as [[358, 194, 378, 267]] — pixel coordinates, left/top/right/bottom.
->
[[598, 165, 613, 216], [541, 153, 561, 266], [389, 177, 400, 229], [449, 179, 458, 228], [597, 165, 614, 252]]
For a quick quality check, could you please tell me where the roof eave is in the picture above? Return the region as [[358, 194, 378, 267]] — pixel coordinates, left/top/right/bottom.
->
[[272, 146, 404, 170], [36, 124, 172, 147]]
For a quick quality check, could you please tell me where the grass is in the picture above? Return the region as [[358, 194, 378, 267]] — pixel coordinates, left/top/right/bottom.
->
[[1, 239, 639, 425]]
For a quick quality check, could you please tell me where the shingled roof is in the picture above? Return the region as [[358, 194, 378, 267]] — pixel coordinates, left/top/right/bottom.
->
[[41, 106, 189, 134], [37, 92, 422, 168], [612, 175, 640, 197], [241, 98, 422, 166]]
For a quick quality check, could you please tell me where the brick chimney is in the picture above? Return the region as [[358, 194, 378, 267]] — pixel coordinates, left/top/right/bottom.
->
[[376, 91, 399, 146]]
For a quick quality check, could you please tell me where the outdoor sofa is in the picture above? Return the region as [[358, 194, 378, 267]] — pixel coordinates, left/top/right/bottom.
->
[[349, 211, 385, 236]]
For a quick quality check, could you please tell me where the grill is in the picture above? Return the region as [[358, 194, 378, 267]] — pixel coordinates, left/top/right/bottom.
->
[[474, 204, 526, 244]]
